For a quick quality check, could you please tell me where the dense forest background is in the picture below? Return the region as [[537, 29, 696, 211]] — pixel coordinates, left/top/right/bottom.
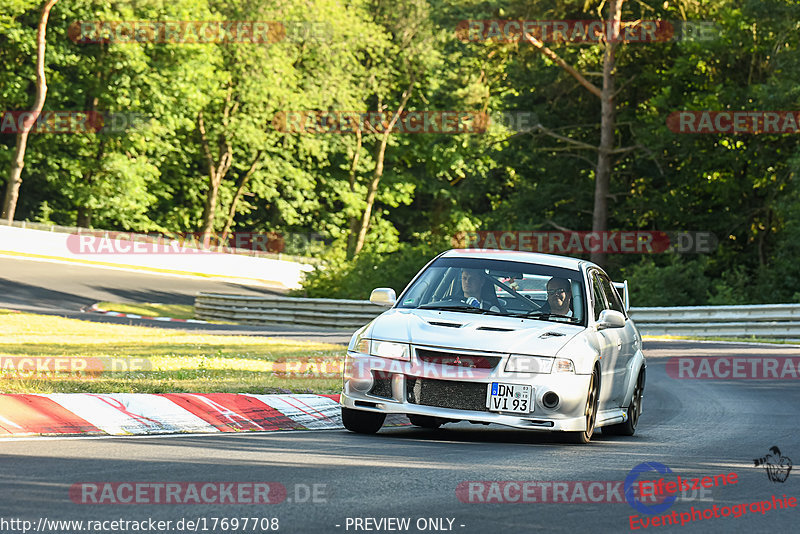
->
[[2, 0, 799, 305]]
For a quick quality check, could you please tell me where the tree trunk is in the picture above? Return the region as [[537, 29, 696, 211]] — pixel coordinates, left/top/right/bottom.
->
[[2, 0, 59, 221], [345, 126, 363, 259], [76, 206, 92, 227], [220, 150, 263, 243], [352, 78, 415, 256], [197, 110, 232, 246], [591, 0, 622, 267]]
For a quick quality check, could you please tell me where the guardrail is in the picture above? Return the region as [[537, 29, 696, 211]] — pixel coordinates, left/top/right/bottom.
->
[[628, 304, 800, 338], [195, 293, 385, 328], [195, 293, 800, 338]]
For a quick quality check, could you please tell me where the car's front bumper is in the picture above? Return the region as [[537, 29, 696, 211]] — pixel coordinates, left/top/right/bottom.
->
[[340, 350, 593, 432]]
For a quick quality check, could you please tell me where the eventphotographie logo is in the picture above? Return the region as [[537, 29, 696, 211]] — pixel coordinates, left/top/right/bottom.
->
[[753, 447, 792, 483]]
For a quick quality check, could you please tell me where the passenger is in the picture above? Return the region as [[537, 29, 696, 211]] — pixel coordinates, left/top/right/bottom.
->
[[541, 277, 573, 316]]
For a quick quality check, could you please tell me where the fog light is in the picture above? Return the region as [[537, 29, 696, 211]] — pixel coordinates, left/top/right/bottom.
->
[[542, 392, 560, 408]]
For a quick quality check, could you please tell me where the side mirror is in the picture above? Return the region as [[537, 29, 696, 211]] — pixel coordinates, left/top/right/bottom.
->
[[370, 288, 396, 307], [597, 309, 626, 330]]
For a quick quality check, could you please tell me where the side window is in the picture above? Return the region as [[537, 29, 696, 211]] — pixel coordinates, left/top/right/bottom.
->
[[599, 274, 625, 315], [591, 272, 606, 321]]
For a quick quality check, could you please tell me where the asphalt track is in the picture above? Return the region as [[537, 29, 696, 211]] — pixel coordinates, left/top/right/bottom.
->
[[1, 255, 799, 532], [0, 256, 354, 343], [1, 341, 798, 534]]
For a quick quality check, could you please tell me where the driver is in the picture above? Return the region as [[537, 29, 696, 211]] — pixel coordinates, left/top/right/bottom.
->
[[461, 269, 500, 312], [542, 277, 573, 316]]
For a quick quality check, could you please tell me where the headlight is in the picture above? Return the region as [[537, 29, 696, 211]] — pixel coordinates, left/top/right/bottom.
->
[[504, 355, 576, 374], [354, 336, 370, 355], [553, 358, 574, 373], [505, 355, 554, 374], [370, 340, 410, 361]]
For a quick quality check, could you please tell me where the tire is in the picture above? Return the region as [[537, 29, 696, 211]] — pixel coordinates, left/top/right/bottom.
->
[[408, 415, 442, 429], [604, 368, 645, 436], [341, 407, 386, 434], [565, 365, 600, 444]]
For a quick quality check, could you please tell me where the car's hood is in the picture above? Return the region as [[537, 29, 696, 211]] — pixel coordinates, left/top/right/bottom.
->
[[365, 308, 584, 357]]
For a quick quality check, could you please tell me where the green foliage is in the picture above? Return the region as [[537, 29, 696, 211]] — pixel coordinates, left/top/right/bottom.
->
[[621, 256, 711, 307], [295, 238, 450, 299], [1, 0, 799, 305]]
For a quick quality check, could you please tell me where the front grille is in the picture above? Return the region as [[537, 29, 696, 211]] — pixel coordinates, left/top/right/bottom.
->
[[415, 349, 501, 370], [406, 377, 488, 412], [367, 371, 393, 399]]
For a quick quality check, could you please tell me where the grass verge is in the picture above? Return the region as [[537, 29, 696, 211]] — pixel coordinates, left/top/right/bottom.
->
[[97, 301, 195, 320], [0, 309, 344, 394]]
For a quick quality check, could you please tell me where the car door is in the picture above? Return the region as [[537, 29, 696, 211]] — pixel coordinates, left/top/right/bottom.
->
[[598, 271, 636, 407], [590, 270, 622, 409]]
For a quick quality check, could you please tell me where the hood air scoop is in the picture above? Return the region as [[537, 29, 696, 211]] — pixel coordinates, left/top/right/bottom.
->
[[427, 321, 463, 328], [539, 331, 566, 338]]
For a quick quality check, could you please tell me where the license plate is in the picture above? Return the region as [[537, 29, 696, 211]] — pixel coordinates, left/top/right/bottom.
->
[[486, 383, 532, 413]]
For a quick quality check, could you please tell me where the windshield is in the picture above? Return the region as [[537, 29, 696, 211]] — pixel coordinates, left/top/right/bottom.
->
[[397, 256, 586, 325]]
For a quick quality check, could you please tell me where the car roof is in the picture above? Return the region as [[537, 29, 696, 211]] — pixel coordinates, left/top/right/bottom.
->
[[440, 249, 593, 271]]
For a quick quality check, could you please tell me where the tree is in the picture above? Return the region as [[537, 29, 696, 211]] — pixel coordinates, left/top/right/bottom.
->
[[347, 0, 440, 257], [521, 0, 627, 266], [2, 0, 57, 221]]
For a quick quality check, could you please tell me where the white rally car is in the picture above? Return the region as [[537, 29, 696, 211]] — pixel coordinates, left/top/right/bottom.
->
[[340, 249, 645, 443]]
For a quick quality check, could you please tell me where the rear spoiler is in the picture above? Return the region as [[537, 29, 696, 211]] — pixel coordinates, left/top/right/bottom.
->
[[612, 280, 630, 312]]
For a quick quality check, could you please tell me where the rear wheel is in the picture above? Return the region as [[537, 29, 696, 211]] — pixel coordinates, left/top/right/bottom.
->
[[408, 415, 442, 429], [565, 366, 599, 444], [604, 369, 644, 436], [341, 407, 385, 434]]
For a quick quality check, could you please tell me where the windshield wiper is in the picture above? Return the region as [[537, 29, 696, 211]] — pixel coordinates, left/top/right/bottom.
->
[[507, 311, 581, 323], [417, 303, 502, 315]]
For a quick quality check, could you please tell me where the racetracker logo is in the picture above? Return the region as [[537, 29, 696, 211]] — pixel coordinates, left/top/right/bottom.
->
[[70, 482, 326, 504], [0, 111, 145, 134], [66, 231, 288, 254], [666, 357, 800, 379], [667, 111, 800, 134], [455, 20, 719, 43], [454, 231, 717, 254], [0, 357, 151, 379], [68, 21, 330, 44], [455, 481, 712, 504], [272, 111, 536, 134]]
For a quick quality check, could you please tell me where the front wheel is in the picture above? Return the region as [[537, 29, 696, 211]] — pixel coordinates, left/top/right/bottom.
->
[[564, 366, 599, 444], [341, 407, 385, 434], [604, 369, 644, 436]]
